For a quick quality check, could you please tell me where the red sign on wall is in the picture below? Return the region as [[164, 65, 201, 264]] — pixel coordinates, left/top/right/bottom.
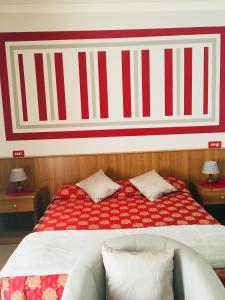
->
[[208, 141, 222, 148]]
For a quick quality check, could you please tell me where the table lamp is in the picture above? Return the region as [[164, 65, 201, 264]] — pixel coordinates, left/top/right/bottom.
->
[[9, 168, 27, 192], [202, 161, 219, 184]]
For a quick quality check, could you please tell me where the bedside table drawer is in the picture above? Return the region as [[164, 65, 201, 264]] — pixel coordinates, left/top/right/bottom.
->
[[0, 198, 34, 213], [0, 191, 37, 244], [201, 192, 225, 205]]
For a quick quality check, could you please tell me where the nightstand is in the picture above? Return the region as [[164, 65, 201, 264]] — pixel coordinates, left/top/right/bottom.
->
[[0, 192, 37, 244], [192, 182, 225, 225], [193, 182, 225, 205]]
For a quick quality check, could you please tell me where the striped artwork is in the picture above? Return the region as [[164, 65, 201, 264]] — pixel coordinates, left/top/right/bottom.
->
[[0, 27, 224, 140]]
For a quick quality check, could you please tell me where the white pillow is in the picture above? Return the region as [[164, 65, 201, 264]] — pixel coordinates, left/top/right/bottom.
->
[[130, 170, 176, 201], [102, 245, 174, 300], [76, 170, 121, 203]]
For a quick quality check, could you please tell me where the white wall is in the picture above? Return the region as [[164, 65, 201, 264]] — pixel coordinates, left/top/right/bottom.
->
[[0, 0, 225, 158]]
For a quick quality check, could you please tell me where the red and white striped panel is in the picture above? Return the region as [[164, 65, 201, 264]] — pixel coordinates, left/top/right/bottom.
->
[[1, 28, 223, 139]]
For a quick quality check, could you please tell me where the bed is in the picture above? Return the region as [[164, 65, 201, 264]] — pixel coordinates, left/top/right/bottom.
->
[[0, 175, 225, 299]]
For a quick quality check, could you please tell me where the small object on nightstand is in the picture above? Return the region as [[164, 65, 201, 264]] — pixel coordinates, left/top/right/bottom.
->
[[9, 168, 27, 192], [202, 161, 219, 184]]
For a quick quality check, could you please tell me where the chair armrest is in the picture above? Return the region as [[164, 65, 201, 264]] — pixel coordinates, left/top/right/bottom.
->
[[62, 249, 106, 300]]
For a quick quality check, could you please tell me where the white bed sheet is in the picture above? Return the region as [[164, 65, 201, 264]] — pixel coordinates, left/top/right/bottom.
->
[[1, 224, 225, 277]]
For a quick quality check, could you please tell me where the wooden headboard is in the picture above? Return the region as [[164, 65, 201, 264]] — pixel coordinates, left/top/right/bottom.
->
[[0, 149, 225, 196]]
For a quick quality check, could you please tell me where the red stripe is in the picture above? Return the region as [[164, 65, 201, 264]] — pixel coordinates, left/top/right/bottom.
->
[[219, 27, 225, 125], [18, 54, 28, 121], [34, 53, 47, 121], [98, 51, 108, 118], [203, 47, 209, 115], [141, 50, 150, 117], [1, 27, 224, 42], [54, 53, 67, 120], [0, 40, 13, 140], [122, 51, 131, 117], [184, 48, 192, 115], [7, 123, 225, 141], [164, 49, 173, 116], [78, 52, 89, 119]]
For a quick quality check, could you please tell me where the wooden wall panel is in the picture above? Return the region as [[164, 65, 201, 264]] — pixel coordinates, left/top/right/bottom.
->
[[0, 149, 224, 196]]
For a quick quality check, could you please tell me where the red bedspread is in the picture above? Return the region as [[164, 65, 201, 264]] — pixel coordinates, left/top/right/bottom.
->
[[34, 183, 217, 232], [0, 178, 220, 300]]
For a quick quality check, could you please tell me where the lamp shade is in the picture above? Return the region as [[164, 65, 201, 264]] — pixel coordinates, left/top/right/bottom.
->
[[202, 161, 219, 175], [9, 168, 27, 182]]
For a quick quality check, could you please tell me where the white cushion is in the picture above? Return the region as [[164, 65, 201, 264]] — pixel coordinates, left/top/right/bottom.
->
[[76, 170, 121, 203], [130, 170, 176, 201], [102, 245, 174, 300]]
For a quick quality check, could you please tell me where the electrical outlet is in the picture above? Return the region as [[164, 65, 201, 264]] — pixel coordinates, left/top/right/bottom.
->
[[208, 141, 222, 148], [13, 150, 25, 157]]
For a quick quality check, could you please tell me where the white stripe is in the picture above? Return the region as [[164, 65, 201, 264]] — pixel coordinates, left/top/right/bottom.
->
[[89, 51, 98, 120], [49, 52, 60, 121], [106, 50, 124, 121], [192, 46, 204, 117], [179, 48, 185, 116], [172, 48, 178, 116], [85, 52, 93, 120], [23, 51, 39, 123], [138, 49, 143, 117], [14, 52, 24, 125], [207, 44, 213, 117], [42, 53, 51, 121], [213, 37, 221, 123], [129, 50, 135, 118], [63, 49, 81, 122], [150, 47, 164, 119]]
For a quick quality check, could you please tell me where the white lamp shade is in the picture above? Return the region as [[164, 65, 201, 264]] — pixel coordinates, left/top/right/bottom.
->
[[9, 168, 27, 182], [202, 161, 219, 175]]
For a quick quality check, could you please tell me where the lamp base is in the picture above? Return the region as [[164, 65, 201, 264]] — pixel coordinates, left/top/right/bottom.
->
[[207, 174, 216, 184], [14, 182, 24, 192]]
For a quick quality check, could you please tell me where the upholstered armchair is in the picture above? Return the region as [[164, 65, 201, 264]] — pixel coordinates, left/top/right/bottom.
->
[[62, 234, 225, 300]]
